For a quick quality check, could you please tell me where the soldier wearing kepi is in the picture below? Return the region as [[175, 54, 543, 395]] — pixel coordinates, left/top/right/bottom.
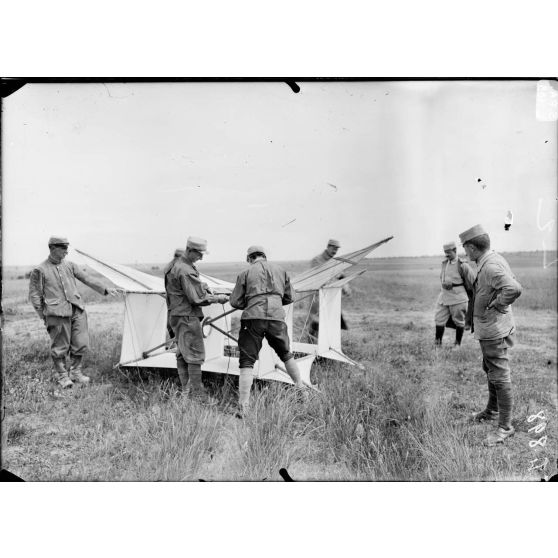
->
[[459, 224, 522, 446], [28, 236, 120, 388], [165, 237, 229, 403], [308, 239, 350, 340], [230, 245, 308, 416], [434, 240, 476, 347]]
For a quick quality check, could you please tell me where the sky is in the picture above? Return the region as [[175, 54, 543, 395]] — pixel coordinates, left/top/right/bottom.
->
[[2, 80, 557, 266]]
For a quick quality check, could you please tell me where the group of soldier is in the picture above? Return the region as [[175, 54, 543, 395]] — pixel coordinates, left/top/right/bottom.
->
[[29, 226, 522, 444]]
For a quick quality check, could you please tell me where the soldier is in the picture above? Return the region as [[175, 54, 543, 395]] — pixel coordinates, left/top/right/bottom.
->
[[28, 236, 120, 388], [459, 224, 522, 446], [165, 237, 229, 403], [434, 241, 476, 347], [230, 245, 308, 416], [308, 239, 350, 340]]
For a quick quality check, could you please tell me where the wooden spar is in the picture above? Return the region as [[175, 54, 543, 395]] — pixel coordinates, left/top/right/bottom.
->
[[74, 248, 157, 291], [141, 339, 176, 359], [207, 322, 239, 344], [203, 307, 237, 325]]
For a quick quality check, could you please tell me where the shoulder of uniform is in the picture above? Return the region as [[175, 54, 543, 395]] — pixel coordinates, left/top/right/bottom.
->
[[174, 260, 193, 272], [236, 268, 249, 281], [35, 259, 51, 271]]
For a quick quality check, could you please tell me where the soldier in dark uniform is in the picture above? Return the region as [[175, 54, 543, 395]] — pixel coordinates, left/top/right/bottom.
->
[[165, 237, 228, 403]]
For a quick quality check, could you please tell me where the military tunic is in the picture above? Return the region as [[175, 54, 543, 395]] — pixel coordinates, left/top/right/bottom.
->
[[230, 260, 294, 367], [165, 256, 221, 364], [472, 250, 522, 386], [434, 257, 475, 328], [28, 257, 109, 360]]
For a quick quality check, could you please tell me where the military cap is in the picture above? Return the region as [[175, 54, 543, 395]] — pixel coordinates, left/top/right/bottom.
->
[[247, 245, 266, 257], [174, 248, 185, 258], [48, 235, 69, 246], [459, 224, 488, 244], [327, 239, 341, 247], [186, 236, 209, 253], [443, 241, 456, 251]]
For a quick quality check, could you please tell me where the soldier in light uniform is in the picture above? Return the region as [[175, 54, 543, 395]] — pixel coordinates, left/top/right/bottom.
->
[[308, 239, 350, 340], [459, 224, 522, 446], [29, 236, 120, 388], [165, 237, 229, 403], [230, 245, 308, 416], [434, 240, 476, 346]]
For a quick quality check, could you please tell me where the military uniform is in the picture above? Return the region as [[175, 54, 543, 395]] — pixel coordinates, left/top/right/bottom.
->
[[230, 257, 295, 367], [163, 249, 185, 338], [29, 257, 109, 360], [164, 237, 227, 402], [230, 245, 306, 415], [459, 224, 522, 445], [434, 241, 475, 346], [471, 249, 522, 382], [165, 257, 219, 364]]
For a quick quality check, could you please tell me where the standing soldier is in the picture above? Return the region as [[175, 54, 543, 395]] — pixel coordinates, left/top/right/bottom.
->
[[164, 237, 228, 403], [434, 241, 476, 347], [308, 239, 350, 340], [230, 245, 308, 416], [28, 236, 120, 388], [163, 249, 185, 339], [459, 225, 522, 446]]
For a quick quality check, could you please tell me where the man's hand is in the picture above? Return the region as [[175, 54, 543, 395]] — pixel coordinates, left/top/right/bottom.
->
[[216, 294, 229, 304], [487, 301, 506, 313]]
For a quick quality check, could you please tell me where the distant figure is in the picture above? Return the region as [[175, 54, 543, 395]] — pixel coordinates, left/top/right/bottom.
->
[[28, 236, 120, 388], [308, 239, 350, 340], [230, 245, 308, 416], [164, 237, 228, 403], [163, 249, 185, 338], [434, 241, 475, 347], [459, 224, 522, 446]]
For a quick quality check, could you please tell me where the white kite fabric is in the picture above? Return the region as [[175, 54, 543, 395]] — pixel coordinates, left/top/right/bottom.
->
[[69, 237, 393, 382], [292, 236, 394, 292], [73, 249, 234, 293], [73, 249, 164, 292]]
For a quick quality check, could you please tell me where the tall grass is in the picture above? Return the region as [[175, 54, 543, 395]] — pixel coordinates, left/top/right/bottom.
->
[[2, 254, 556, 481]]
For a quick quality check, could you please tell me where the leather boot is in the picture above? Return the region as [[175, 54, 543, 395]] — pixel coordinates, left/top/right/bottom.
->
[[435, 326, 445, 346], [53, 359, 73, 389], [188, 364, 217, 406], [176, 358, 189, 395], [494, 381, 513, 431], [455, 327, 464, 346], [68, 355, 90, 385]]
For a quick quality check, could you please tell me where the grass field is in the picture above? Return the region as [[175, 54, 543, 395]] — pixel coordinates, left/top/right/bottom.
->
[[2, 252, 557, 481]]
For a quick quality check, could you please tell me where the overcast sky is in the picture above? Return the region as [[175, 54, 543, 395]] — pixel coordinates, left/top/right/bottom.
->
[[2, 80, 556, 266]]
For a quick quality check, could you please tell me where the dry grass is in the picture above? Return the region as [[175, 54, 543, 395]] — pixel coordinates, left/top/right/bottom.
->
[[2, 252, 557, 481]]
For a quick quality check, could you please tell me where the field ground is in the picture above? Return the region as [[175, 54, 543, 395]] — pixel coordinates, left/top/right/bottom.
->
[[2, 252, 557, 480]]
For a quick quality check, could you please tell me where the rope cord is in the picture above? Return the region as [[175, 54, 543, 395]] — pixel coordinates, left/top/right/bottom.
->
[[296, 291, 316, 344]]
